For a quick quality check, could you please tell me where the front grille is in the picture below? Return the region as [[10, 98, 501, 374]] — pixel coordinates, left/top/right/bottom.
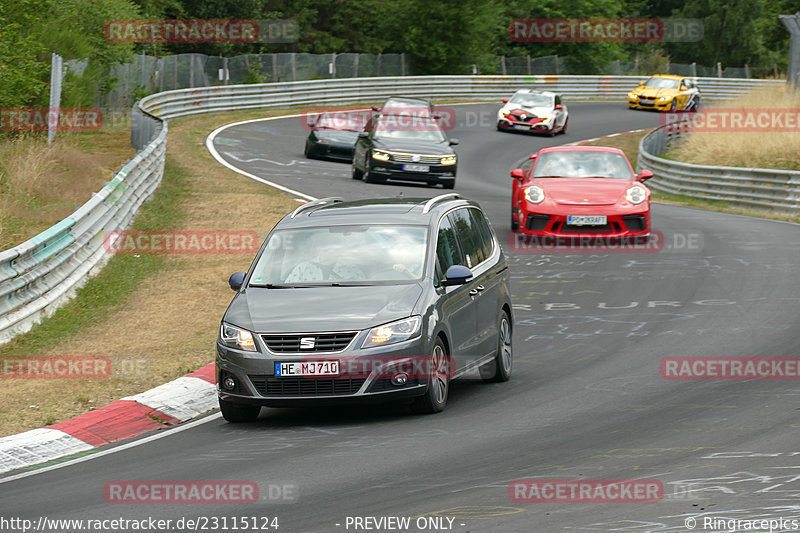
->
[[249, 376, 366, 396], [526, 214, 550, 231], [261, 332, 357, 354], [622, 215, 646, 232], [390, 153, 442, 164], [559, 222, 622, 234]]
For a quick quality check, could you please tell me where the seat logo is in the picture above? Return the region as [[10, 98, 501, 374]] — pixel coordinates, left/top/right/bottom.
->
[[412, 154, 421, 162], [300, 337, 316, 350]]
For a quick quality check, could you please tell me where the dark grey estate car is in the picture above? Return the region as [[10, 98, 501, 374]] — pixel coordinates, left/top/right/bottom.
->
[[216, 194, 513, 422]]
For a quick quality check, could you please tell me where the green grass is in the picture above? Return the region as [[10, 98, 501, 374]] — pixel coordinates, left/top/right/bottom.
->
[[0, 154, 190, 356]]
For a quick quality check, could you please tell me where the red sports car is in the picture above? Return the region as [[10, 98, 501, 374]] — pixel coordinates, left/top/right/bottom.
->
[[510, 146, 653, 239]]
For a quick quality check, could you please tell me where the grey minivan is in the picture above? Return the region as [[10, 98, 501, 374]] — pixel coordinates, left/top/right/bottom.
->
[[216, 194, 513, 422]]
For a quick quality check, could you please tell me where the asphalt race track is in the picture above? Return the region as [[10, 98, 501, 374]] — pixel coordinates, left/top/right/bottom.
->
[[3, 102, 800, 532]]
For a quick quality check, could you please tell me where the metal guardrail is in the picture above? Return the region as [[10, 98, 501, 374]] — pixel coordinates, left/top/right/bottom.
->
[[140, 75, 784, 120], [0, 74, 788, 342], [638, 124, 800, 215], [0, 111, 166, 343]]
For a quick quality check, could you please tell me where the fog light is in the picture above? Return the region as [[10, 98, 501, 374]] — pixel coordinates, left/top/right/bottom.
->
[[391, 373, 408, 386], [223, 376, 236, 391]]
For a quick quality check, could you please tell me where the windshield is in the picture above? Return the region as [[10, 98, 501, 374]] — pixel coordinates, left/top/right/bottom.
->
[[373, 117, 447, 142], [532, 151, 635, 179], [316, 112, 363, 131], [510, 93, 553, 108], [249, 225, 428, 285], [382, 99, 431, 116], [643, 77, 680, 89]]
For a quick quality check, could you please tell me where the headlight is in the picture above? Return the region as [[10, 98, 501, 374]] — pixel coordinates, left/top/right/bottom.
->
[[362, 316, 421, 348], [440, 155, 457, 165], [626, 186, 647, 204], [524, 186, 545, 204], [658, 96, 671, 102], [372, 150, 390, 161], [220, 323, 257, 351], [628, 92, 637, 99]]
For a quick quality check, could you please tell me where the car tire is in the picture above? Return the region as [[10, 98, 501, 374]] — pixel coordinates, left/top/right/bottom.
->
[[670, 99, 677, 112], [364, 162, 384, 184], [219, 398, 261, 423], [441, 179, 455, 190], [511, 212, 519, 232], [560, 118, 568, 134], [304, 142, 312, 158], [352, 164, 363, 180], [411, 338, 450, 414], [480, 311, 513, 383]]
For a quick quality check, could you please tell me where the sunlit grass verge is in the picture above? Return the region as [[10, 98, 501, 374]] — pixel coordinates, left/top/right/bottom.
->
[[671, 85, 800, 169], [0, 107, 302, 436], [581, 130, 800, 224]]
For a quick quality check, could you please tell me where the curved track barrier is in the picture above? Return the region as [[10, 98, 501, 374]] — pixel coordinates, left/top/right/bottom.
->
[[0, 74, 786, 342], [638, 124, 800, 215]]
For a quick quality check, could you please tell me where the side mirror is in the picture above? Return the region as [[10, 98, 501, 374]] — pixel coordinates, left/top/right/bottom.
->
[[638, 81, 644, 85], [638, 169, 654, 182], [448, 138, 459, 146], [510, 168, 525, 180], [432, 112, 442, 119], [555, 104, 563, 110], [442, 265, 473, 287], [371, 106, 380, 112], [502, 98, 509, 103], [528, 154, 538, 160], [229, 271, 246, 291]]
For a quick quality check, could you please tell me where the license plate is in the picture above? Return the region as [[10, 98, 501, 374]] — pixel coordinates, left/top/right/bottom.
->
[[514, 124, 531, 130], [567, 215, 607, 226], [403, 164, 429, 172], [275, 361, 340, 377], [640, 99, 653, 104]]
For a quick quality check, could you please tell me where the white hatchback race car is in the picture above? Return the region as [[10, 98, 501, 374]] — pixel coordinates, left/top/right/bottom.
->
[[497, 89, 568, 136]]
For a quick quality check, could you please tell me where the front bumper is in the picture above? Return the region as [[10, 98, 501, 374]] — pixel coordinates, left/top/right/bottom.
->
[[216, 334, 430, 407], [369, 161, 457, 185], [628, 96, 673, 111], [307, 141, 355, 161], [497, 118, 554, 133], [517, 205, 650, 239]]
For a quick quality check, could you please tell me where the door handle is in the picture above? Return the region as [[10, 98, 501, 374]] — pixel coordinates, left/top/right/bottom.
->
[[469, 285, 485, 296]]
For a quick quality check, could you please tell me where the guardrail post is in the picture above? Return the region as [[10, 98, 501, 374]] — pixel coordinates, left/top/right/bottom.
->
[[526, 55, 531, 75], [272, 53, 278, 82], [717, 62, 723, 77], [691, 62, 697, 77], [554, 54, 559, 75], [330, 53, 336, 78], [377, 53, 382, 76], [291, 52, 296, 81], [353, 54, 359, 77], [780, 12, 800, 86], [744, 63, 750, 78], [401, 53, 406, 76], [48, 52, 63, 144], [501, 55, 507, 75]]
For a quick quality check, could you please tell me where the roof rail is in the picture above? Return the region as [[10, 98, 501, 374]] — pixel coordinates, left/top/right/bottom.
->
[[421, 193, 460, 214], [289, 197, 345, 219]]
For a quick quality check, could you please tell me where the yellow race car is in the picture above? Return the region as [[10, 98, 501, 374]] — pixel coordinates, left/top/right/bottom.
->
[[628, 74, 700, 112]]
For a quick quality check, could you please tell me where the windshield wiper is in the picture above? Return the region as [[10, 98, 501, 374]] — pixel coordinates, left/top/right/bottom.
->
[[249, 283, 308, 289]]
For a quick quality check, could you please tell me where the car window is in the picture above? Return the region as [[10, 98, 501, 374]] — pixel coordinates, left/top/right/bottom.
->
[[449, 208, 485, 268], [469, 208, 495, 260], [510, 92, 553, 108], [436, 216, 462, 274], [532, 151, 635, 180], [643, 77, 680, 89]]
